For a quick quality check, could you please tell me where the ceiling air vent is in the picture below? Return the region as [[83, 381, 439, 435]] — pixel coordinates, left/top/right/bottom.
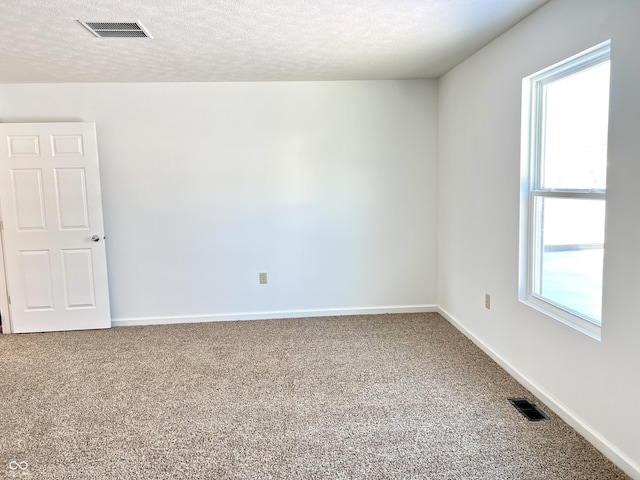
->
[[79, 21, 151, 38]]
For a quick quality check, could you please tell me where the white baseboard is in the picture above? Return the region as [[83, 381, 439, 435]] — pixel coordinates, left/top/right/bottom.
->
[[437, 306, 640, 480], [112, 304, 437, 327]]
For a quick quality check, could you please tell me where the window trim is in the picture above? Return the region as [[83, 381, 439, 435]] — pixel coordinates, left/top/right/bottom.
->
[[519, 40, 611, 341]]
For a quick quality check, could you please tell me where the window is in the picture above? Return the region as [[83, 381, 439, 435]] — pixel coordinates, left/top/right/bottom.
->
[[519, 41, 611, 340]]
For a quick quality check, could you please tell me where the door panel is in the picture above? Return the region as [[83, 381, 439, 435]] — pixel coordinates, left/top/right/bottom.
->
[[8, 135, 40, 157], [12, 169, 47, 230], [51, 135, 84, 156], [20, 250, 54, 310], [0, 123, 111, 333], [55, 168, 90, 229], [61, 248, 96, 308]]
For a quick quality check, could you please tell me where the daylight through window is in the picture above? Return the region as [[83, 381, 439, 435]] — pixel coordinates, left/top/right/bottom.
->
[[520, 41, 610, 339]]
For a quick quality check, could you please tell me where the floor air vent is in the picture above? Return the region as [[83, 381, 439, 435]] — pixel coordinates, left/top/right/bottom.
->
[[79, 21, 151, 38], [509, 398, 549, 421]]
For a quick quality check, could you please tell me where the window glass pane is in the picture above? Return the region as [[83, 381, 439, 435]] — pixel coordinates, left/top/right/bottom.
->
[[541, 61, 610, 190], [533, 197, 605, 322]]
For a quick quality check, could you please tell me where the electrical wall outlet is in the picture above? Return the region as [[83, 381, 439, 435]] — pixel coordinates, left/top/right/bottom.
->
[[259, 272, 268, 284], [485, 293, 491, 309]]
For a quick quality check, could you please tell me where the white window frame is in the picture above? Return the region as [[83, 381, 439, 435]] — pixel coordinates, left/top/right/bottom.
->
[[519, 40, 611, 341]]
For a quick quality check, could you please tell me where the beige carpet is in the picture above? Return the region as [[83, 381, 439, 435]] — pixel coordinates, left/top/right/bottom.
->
[[0, 313, 629, 479]]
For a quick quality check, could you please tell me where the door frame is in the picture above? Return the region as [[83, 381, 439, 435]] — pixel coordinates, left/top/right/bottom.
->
[[0, 211, 13, 334]]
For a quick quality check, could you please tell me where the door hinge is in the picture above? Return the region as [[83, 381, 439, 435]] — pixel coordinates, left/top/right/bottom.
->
[[7, 295, 11, 305], [0, 220, 3, 231]]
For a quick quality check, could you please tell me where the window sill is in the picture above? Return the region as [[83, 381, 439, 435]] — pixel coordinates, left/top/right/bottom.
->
[[519, 296, 601, 341]]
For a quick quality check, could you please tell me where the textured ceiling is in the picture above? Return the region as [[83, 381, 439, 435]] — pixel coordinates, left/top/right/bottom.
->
[[0, 0, 548, 83]]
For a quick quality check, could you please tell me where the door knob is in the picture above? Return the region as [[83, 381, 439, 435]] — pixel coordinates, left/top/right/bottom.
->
[[91, 235, 101, 242]]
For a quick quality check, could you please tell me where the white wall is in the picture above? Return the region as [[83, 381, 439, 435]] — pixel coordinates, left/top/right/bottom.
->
[[438, 0, 640, 476], [0, 80, 438, 323]]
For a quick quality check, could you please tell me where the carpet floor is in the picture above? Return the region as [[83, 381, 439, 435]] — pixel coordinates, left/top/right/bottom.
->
[[0, 312, 629, 479]]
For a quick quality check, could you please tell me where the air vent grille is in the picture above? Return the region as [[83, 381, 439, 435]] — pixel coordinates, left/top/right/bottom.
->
[[509, 398, 549, 421], [97, 31, 149, 38], [79, 21, 151, 38]]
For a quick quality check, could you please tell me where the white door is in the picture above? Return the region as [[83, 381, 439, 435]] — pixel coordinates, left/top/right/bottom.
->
[[0, 123, 111, 333]]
